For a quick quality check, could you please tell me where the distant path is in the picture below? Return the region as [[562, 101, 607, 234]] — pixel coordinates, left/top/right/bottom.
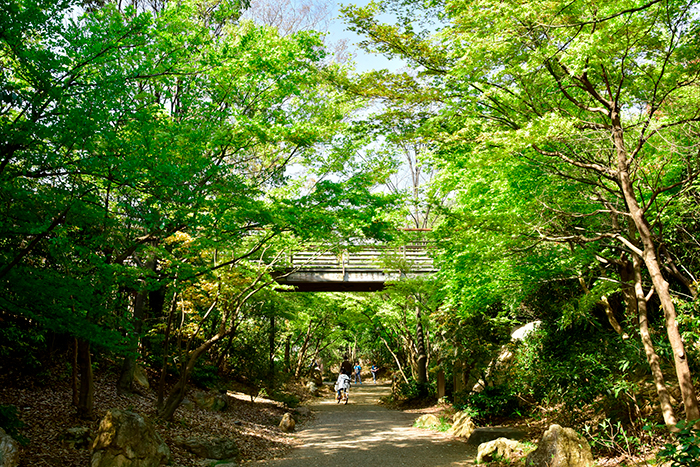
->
[[252, 383, 476, 467]]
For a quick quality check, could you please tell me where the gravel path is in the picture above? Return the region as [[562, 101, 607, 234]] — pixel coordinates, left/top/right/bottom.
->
[[251, 383, 477, 466]]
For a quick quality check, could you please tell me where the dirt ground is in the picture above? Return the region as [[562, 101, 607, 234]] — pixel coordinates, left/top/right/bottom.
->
[[0, 372, 300, 467], [248, 383, 477, 467]]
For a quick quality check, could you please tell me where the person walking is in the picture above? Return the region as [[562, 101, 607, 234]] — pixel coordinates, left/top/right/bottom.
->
[[354, 362, 362, 384], [371, 363, 378, 383], [340, 355, 353, 377]]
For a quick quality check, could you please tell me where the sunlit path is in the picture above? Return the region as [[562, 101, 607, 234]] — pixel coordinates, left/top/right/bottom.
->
[[251, 383, 476, 466]]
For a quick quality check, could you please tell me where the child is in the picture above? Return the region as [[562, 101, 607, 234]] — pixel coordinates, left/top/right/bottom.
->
[[334, 372, 351, 404]]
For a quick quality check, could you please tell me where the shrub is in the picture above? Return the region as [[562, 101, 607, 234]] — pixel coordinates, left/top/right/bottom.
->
[[271, 391, 300, 408], [583, 418, 644, 458], [393, 378, 433, 400], [655, 420, 700, 467], [0, 405, 28, 445], [458, 384, 519, 423], [190, 363, 221, 388]]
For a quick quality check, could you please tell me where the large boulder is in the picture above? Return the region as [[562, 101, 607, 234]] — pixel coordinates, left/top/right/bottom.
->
[[193, 391, 228, 412], [467, 426, 527, 445], [0, 427, 20, 467], [473, 321, 541, 392], [415, 414, 441, 429], [477, 437, 525, 463], [91, 409, 171, 467], [279, 413, 296, 433], [133, 365, 150, 392], [448, 411, 476, 439], [526, 424, 594, 467], [181, 398, 196, 412], [175, 436, 239, 460]]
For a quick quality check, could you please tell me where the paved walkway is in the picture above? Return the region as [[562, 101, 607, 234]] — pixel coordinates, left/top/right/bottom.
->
[[252, 383, 476, 466]]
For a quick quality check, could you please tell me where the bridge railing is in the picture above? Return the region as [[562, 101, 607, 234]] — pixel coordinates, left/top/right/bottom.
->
[[288, 244, 436, 272]]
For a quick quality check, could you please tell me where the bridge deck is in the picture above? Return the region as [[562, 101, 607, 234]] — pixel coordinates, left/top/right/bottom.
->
[[275, 245, 436, 292]]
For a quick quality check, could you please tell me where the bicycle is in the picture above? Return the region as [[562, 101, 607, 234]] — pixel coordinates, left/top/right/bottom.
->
[[334, 373, 350, 405]]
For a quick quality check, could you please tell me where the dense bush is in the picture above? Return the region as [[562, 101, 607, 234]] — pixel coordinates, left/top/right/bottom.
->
[[507, 320, 647, 424], [0, 405, 28, 445], [458, 384, 520, 423], [656, 420, 700, 467], [190, 364, 221, 389], [393, 377, 434, 401]]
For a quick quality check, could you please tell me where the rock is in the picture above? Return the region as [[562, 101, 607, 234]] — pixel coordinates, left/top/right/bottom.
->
[[415, 414, 441, 428], [61, 426, 92, 449], [306, 381, 319, 396], [181, 398, 196, 411], [526, 424, 594, 467], [477, 437, 524, 463], [474, 321, 542, 392], [91, 409, 171, 467], [467, 426, 527, 445], [176, 436, 239, 460], [0, 427, 20, 467], [133, 365, 150, 391], [279, 413, 296, 433], [193, 391, 228, 412], [448, 411, 476, 438]]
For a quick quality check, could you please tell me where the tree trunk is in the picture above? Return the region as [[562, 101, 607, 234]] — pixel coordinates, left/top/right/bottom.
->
[[269, 315, 275, 387], [71, 338, 79, 407], [579, 276, 628, 338], [77, 339, 95, 420], [613, 119, 700, 423], [117, 289, 147, 395], [660, 245, 698, 300], [157, 291, 178, 412], [284, 335, 291, 372], [215, 331, 236, 372], [159, 376, 188, 421], [294, 321, 314, 378], [158, 333, 224, 420], [437, 369, 446, 399], [453, 358, 465, 405], [600, 295, 627, 338], [632, 252, 678, 427], [380, 335, 410, 384], [118, 256, 155, 395], [415, 305, 428, 387]]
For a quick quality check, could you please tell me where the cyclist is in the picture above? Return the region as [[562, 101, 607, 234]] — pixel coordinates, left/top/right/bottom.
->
[[334, 372, 351, 404], [335, 355, 353, 404]]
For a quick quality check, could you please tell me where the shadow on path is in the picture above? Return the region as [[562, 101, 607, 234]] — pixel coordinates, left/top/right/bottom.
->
[[252, 383, 476, 466]]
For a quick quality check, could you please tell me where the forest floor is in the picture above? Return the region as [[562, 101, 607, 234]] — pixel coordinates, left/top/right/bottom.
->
[[0, 369, 311, 467]]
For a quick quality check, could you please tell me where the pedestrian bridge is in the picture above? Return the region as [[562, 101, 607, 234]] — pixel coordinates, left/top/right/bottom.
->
[[274, 243, 437, 292]]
